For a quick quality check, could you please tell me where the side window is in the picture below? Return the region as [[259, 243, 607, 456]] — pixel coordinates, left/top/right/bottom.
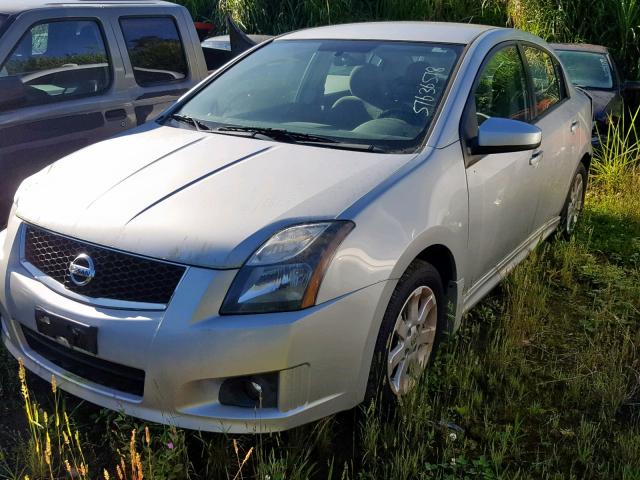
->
[[120, 17, 188, 86], [0, 20, 111, 111], [523, 46, 561, 116], [474, 45, 530, 125]]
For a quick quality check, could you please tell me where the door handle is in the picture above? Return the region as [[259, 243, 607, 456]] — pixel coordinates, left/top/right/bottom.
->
[[105, 109, 127, 121], [570, 120, 579, 133], [530, 150, 543, 167]]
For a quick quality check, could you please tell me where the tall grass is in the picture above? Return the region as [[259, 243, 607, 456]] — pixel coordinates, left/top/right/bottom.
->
[[175, 0, 640, 80], [592, 106, 640, 189], [2, 15, 640, 477], [507, 0, 640, 79], [3, 118, 640, 478], [204, 0, 508, 33]]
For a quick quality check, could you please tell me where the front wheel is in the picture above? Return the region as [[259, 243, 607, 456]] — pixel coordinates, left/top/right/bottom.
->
[[559, 163, 587, 238], [366, 260, 446, 404]]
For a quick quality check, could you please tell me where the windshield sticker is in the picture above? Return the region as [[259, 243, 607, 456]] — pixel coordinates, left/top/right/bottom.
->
[[414, 66, 445, 115], [599, 57, 612, 83]]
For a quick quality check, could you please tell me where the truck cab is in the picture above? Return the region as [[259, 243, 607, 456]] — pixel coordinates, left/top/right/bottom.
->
[[0, 0, 212, 223]]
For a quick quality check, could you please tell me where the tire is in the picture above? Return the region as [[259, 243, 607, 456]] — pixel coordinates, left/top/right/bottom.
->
[[365, 260, 446, 406], [559, 163, 587, 238]]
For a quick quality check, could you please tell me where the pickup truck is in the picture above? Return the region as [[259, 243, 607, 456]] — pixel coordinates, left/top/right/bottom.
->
[[0, 0, 254, 224]]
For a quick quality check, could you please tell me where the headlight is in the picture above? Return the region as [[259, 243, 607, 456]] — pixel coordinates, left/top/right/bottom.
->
[[220, 221, 354, 314]]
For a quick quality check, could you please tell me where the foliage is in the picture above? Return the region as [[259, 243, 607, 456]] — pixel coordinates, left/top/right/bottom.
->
[[2, 135, 640, 478], [4, 54, 108, 76], [173, 0, 640, 80], [1, 16, 640, 476], [592, 105, 640, 189], [128, 38, 187, 75]]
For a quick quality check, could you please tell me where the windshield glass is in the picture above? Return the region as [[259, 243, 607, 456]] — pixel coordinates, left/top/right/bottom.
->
[[175, 39, 463, 152], [556, 50, 614, 90], [0, 14, 7, 31]]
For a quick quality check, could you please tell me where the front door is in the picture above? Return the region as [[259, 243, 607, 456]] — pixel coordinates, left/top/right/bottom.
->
[[521, 44, 577, 230], [0, 16, 133, 223], [463, 43, 541, 287]]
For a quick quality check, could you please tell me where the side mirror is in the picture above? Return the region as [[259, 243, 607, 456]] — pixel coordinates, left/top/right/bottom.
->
[[0, 76, 27, 111], [473, 117, 542, 155], [623, 80, 640, 92]]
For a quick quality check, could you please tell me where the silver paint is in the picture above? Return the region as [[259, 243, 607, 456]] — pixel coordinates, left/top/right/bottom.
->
[[0, 22, 592, 433]]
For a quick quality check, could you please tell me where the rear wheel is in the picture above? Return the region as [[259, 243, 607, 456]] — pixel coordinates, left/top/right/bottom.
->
[[559, 163, 587, 237], [366, 260, 446, 404]]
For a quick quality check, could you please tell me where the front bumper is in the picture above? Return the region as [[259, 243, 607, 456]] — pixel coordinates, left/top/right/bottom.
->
[[0, 220, 388, 433]]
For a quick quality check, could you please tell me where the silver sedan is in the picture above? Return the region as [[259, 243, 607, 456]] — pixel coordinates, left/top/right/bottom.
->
[[0, 21, 591, 433]]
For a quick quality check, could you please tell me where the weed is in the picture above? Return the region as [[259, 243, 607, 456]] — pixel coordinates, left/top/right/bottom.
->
[[173, 0, 640, 80]]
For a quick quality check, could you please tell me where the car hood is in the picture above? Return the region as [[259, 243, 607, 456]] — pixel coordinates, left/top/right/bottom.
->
[[16, 124, 415, 268]]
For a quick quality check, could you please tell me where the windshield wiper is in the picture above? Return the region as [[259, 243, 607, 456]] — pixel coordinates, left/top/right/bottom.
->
[[215, 125, 336, 143], [214, 125, 386, 152], [168, 113, 211, 132]]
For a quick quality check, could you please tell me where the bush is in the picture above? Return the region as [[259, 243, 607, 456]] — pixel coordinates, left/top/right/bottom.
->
[[173, 0, 640, 80]]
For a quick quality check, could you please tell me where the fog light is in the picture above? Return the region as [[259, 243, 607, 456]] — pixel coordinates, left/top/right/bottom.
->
[[219, 373, 278, 408]]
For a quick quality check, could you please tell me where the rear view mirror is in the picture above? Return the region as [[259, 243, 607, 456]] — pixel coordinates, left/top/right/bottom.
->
[[0, 76, 27, 111], [474, 117, 542, 155], [333, 53, 361, 67]]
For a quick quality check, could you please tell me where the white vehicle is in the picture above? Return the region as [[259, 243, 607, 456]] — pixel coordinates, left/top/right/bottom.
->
[[0, 22, 592, 433]]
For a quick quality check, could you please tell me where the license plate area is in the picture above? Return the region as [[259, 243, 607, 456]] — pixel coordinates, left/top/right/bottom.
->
[[35, 308, 97, 355]]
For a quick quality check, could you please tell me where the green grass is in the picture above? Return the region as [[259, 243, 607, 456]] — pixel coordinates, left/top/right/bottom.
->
[[592, 107, 640, 190], [2, 3, 639, 476], [2, 142, 640, 478]]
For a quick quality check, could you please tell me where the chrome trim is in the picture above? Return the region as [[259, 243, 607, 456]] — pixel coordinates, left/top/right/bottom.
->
[[69, 253, 96, 286], [19, 223, 187, 311]]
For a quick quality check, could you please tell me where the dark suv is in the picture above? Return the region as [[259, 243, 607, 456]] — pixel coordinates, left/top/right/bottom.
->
[[552, 43, 640, 144]]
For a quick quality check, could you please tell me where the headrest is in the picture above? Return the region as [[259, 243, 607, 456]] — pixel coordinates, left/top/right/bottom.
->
[[46, 22, 79, 57], [15, 30, 33, 59], [349, 64, 386, 107], [492, 61, 520, 91], [405, 61, 432, 83], [77, 25, 100, 50], [389, 61, 433, 107]]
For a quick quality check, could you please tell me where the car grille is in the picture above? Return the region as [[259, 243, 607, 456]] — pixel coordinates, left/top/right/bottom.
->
[[24, 225, 185, 305], [22, 326, 145, 397]]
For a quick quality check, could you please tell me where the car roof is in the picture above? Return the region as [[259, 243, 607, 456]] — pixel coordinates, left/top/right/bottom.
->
[[0, 0, 177, 15], [279, 21, 499, 44], [550, 43, 610, 54]]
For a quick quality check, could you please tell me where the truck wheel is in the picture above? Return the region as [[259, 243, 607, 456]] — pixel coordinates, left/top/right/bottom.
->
[[559, 163, 587, 238], [366, 260, 446, 405]]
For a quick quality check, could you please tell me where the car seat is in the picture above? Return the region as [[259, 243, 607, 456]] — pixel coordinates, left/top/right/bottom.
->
[[329, 64, 390, 129]]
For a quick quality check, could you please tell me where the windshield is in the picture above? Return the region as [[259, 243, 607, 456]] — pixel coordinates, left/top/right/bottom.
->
[[175, 39, 463, 153], [0, 14, 7, 31], [556, 50, 614, 90]]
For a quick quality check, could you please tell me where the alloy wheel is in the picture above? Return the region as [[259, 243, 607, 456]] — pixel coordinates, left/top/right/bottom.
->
[[387, 285, 438, 396], [566, 173, 584, 234]]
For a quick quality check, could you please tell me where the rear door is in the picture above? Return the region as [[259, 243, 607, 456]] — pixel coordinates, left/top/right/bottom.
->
[[0, 11, 133, 223], [462, 43, 540, 287], [115, 13, 206, 126], [521, 44, 577, 230]]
